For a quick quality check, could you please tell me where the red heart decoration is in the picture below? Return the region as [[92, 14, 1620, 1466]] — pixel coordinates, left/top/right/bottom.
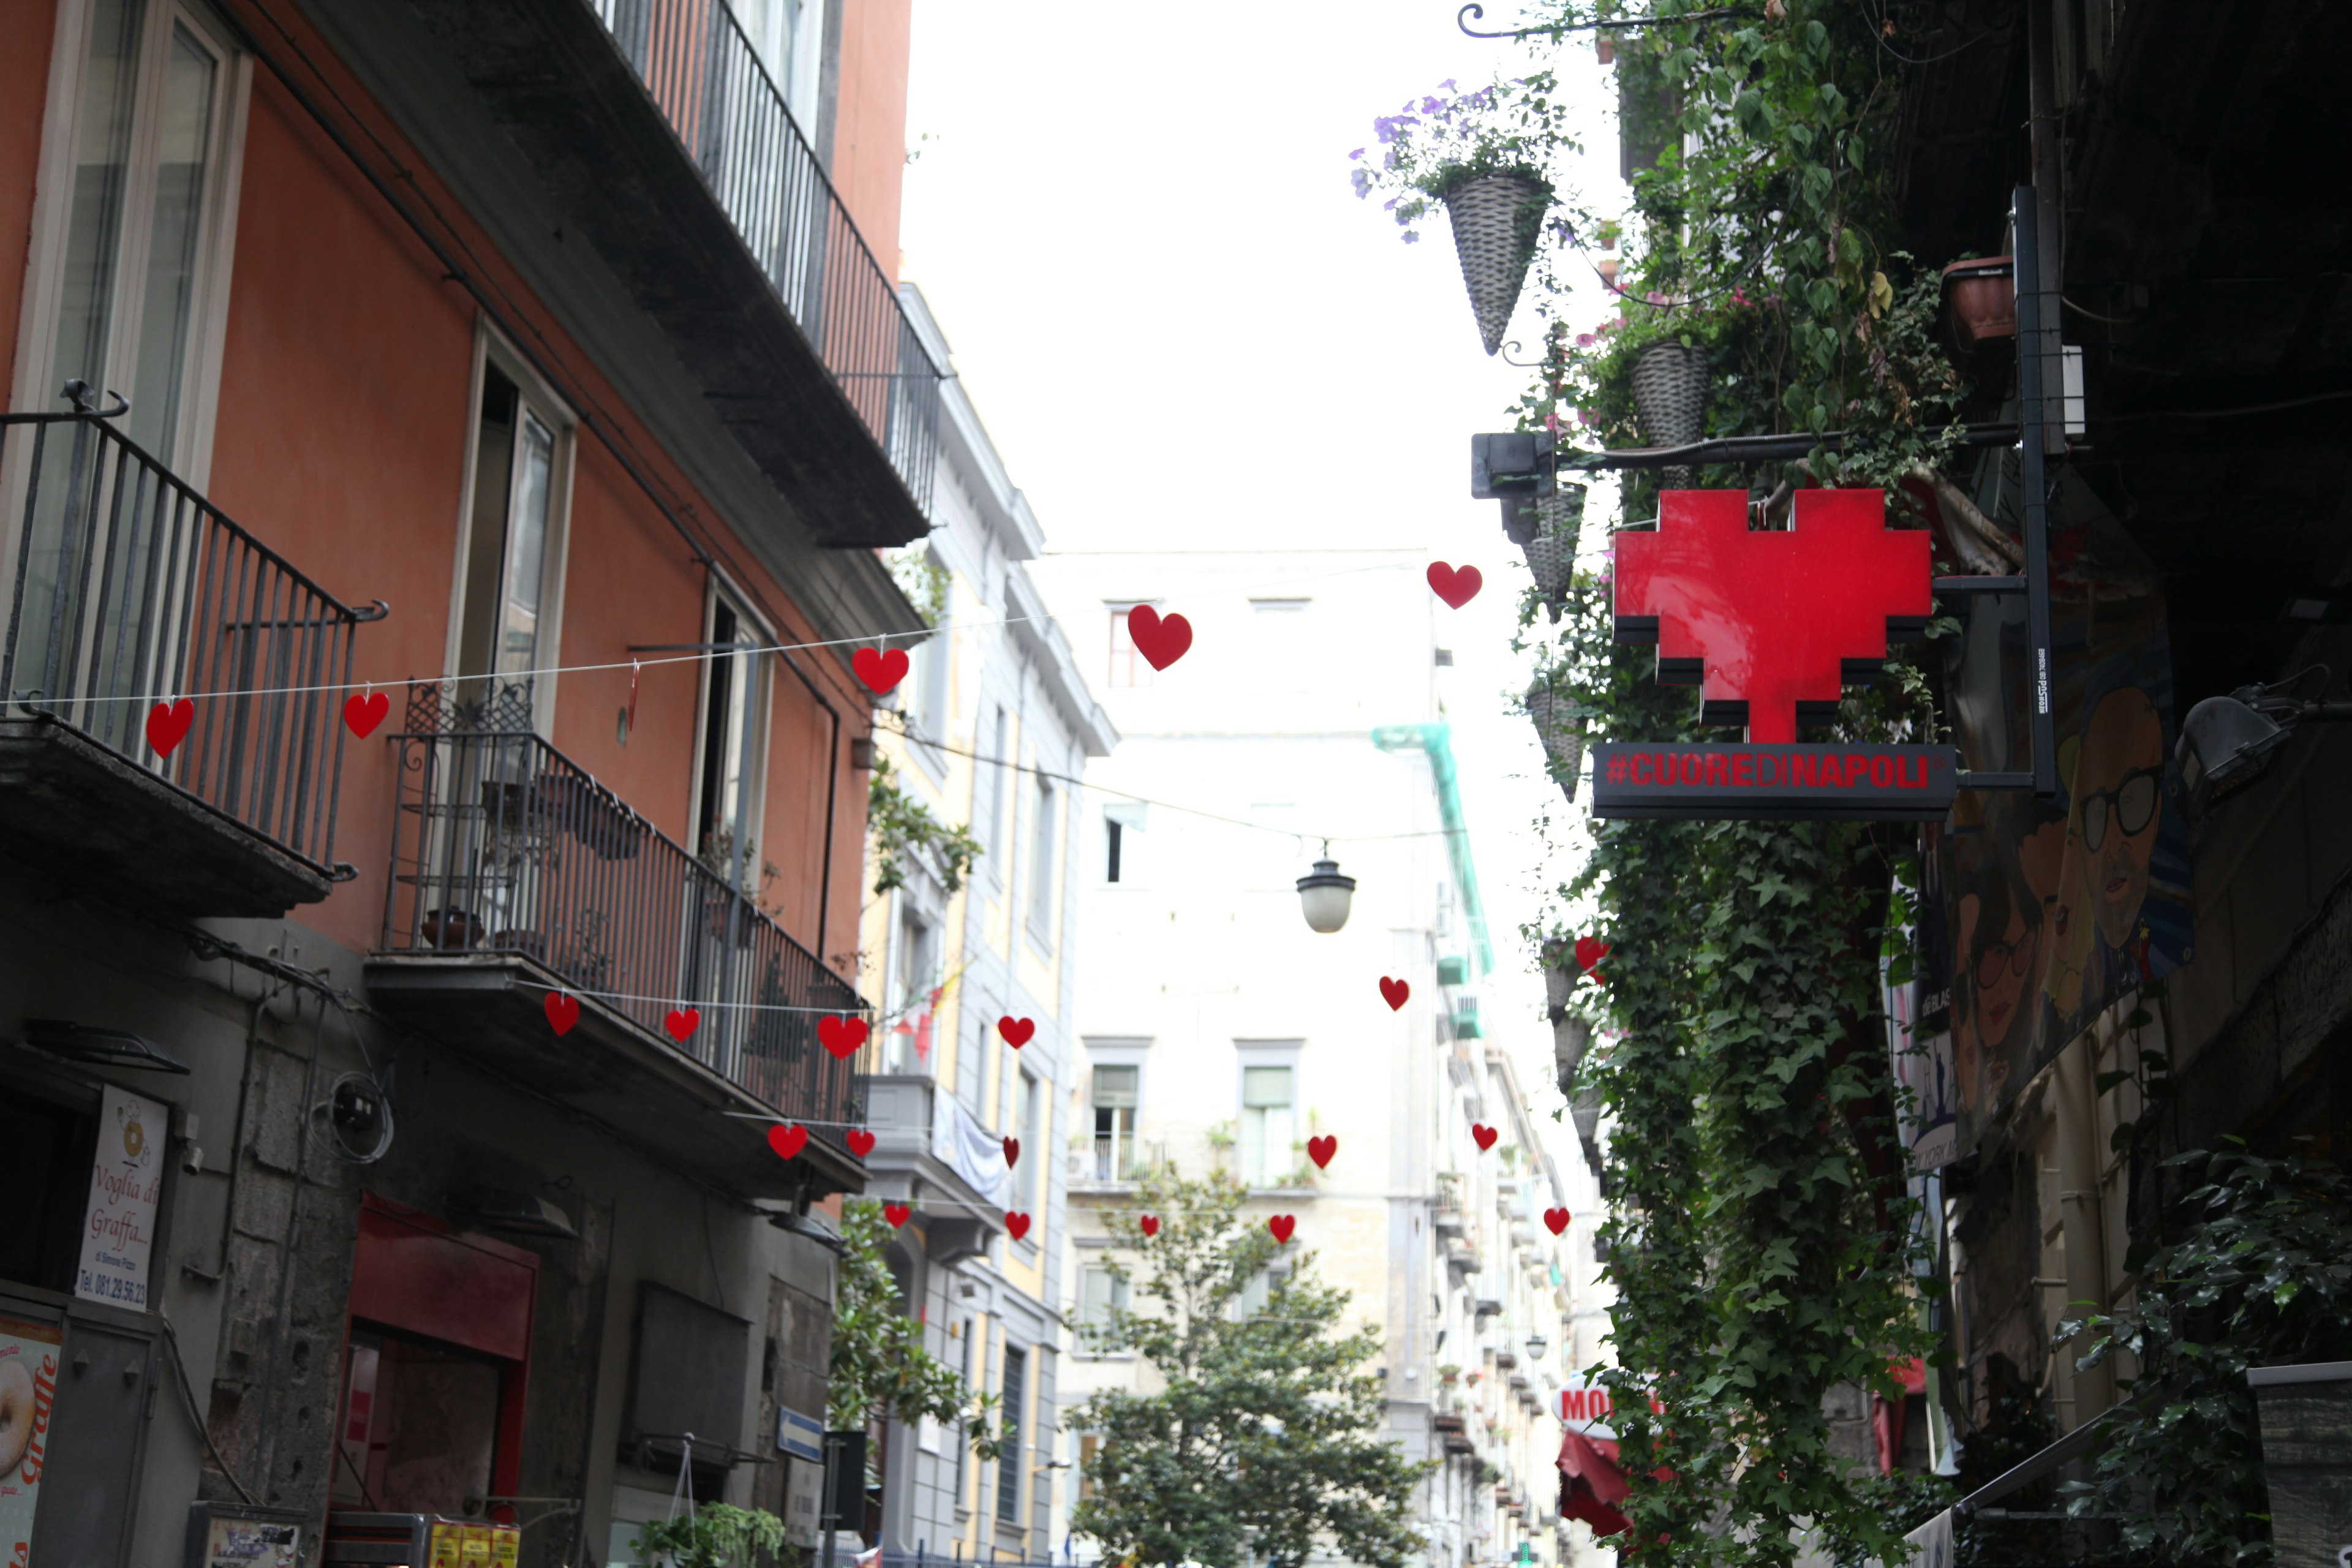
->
[[1574, 935, 1611, 978], [1125, 605, 1193, 671], [1471, 1123, 1499, 1152], [1545, 1207, 1572, 1235], [1427, 562, 1483, 608], [1307, 1134, 1338, 1169], [1003, 1136, 1021, 1168], [1005, 1212, 1031, 1242], [1267, 1215, 1296, 1244], [852, 646, 911, 695], [1138, 1215, 1159, 1238], [817, 1016, 869, 1060], [847, 1129, 877, 1158], [998, 1016, 1035, 1048], [883, 1202, 913, 1227], [544, 992, 581, 1036], [665, 1008, 701, 1042], [343, 690, 391, 739], [145, 698, 194, 758], [1379, 976, 1410, 1011], [767, 1123, 809, 1161]]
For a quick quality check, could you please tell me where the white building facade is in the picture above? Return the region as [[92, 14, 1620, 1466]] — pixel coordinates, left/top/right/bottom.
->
[[1030, 549, 1601, 1568], [850, 285, 1115, 1566]]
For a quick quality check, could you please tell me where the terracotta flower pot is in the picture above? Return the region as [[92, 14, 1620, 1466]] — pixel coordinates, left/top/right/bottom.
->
[[1942, 255, 2016, 345], [1444, 172, 1551, 356]]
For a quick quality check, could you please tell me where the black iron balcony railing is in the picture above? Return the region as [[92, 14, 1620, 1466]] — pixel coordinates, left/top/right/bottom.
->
[[380, 682, 864, 1147], [1, 409, 375, 873], [592, 0, 941, 513]]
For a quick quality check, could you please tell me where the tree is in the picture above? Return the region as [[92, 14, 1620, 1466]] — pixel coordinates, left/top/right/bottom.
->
[[827, 1199, 1000, 1457], [1068, 1169, 1431, 1568]]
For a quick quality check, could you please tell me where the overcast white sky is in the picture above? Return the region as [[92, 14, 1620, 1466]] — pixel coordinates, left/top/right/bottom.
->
[[900, 1, 1626, 1116]]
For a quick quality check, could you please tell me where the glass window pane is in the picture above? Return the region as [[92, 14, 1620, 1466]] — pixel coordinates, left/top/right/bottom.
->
[[1242, 1066, 1292, 1109], [53, 0, 146, 401], [497, 409, 554, 677], [127, 23, 216, 458], [1091, 1066, 1137, 1109]]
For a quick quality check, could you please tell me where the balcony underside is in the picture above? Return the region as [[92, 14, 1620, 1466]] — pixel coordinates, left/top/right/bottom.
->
[[401, 0, 927, 548], [0, 715, 332, 917], [366, 954, 864, 1200]]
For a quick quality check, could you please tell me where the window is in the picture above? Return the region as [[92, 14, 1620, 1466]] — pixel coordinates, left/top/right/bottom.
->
[[1240, 1065, 1295, 1188], [1106, 605, 1155, 688], [13, 0, 244, 704], [1235, 1262, 1291, 1321], [996, 1346, 1027, 1524], [1076, 1431, 1100, 1504], [887, 905, 939, 1073], [1017, 1069, 1042, 1212], [690, 595, 770, 889], [980, 706, 1010, 871], [0, 1085, 99, 1292], [1027, 773, 1057, 938], [1091, 1066, 1139, 1182], [1102, 802, 1144, 884], [911, 614, 949, 748], [26, 0, 241, 463], [454, 358, 573, 726], [1079, 1265, 1129, 1347]]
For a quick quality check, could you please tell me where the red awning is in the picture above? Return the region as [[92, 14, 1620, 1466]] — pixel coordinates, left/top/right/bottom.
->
[[1557, 1429, 1633, 1538]]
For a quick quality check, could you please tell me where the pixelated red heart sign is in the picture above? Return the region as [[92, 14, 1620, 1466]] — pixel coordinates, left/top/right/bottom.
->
[[1614, 488, 1931, 744], [1595, 487, 1960, 822]]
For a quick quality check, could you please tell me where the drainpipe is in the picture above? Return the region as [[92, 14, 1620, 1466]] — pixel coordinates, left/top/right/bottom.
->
[[2049, 1033, 2113, 1425]]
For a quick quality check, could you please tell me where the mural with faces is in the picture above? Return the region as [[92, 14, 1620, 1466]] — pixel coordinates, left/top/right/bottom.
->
[[1931, 461, 2195, 1156]]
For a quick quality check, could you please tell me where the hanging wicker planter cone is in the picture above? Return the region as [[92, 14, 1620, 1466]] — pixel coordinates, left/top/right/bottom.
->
[[1522, 484, 1587, 604], [1444, 173, 1551, 356], [1525, 679, 1585, 802], [1630, 341, 1710, 487]]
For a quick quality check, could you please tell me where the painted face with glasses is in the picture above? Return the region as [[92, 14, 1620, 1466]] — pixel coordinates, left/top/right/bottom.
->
[[2074, 688, 2166, 951]]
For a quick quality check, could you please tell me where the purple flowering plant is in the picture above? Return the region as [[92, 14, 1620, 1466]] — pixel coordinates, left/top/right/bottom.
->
[[1348, 74, 1575, 241]]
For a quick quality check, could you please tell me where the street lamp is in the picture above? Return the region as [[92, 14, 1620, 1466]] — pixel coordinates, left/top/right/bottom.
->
[[1295, 851, 1357, 935], [1525, 1333, 1548, 1363], [2178, 681, 2352, 818]]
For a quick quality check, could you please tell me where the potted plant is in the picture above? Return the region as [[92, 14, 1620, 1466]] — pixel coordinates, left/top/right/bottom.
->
[[1351, 78, 1569, 356]]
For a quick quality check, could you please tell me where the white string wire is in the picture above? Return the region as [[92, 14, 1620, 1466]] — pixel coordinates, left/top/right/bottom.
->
[[67, 557, 1433, 707]]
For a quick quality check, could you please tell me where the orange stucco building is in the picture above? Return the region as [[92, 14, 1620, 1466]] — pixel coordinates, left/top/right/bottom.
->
[[0, 0, 930, 1558]]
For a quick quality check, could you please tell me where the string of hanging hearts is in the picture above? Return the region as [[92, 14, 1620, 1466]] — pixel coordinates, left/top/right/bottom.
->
[[120, 558, 1492, 761]]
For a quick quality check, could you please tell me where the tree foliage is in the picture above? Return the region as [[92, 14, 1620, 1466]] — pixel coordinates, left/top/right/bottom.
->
[[1068, 1170, 1431, 1568], [827, 1199, 1001, 1458], [2053, 1144, 2352, 1566], [865, 751, 983, 897], [1354, 2, 1978, 1561]]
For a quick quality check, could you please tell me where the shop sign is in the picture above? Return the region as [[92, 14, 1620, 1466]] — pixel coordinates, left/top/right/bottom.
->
[[76, 1084, 164, 1308], [1591, 742, 1959, 820], [0, 1316, 62, 1566], [1556, 1379, 1664, 1441], [1600, 487, 1943, 821]]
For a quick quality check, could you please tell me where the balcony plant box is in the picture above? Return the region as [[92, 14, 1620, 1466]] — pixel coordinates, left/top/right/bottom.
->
[[1941, 256, 2017, 345]]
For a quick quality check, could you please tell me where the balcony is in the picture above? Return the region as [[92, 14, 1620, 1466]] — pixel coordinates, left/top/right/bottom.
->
[[401, 0, 938, 546], [1071, 1131, 1159, 1190], [859, 1072, 1009, 1261], [0, 412, 376, 916], [366, 685, 865, 1197]]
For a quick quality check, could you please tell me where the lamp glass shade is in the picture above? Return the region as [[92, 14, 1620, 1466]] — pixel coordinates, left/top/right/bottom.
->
[[1295, 859, 1357, 934], [1525, 1335, 1548, 1361], [2179, 694, 2289, 816]]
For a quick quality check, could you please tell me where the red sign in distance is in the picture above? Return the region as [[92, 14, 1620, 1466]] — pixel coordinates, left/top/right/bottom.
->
[[1614, 488, 1931, 744]]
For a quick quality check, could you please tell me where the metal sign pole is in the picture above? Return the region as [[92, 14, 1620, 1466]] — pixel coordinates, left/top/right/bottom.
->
[[2012, 184, 2060, 798]]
